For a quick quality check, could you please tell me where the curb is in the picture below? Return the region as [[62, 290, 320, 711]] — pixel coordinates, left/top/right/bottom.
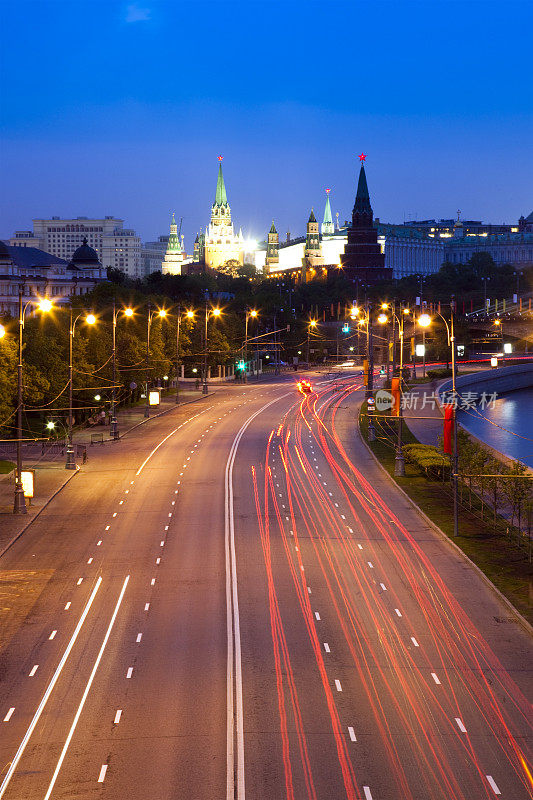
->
[[0, 468, 80, 560], [118, 391, 215, 439], [356, 411, 533, 639]]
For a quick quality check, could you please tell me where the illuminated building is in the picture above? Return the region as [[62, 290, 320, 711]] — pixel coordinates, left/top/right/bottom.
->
[[265, 221, 279, 271], [203, 158, 244, 270], [10, 217, 142, 277], [161, 213, 185, 275]]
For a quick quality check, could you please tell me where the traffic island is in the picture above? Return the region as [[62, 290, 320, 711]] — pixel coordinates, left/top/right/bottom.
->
[[359, 402, 533, 625]]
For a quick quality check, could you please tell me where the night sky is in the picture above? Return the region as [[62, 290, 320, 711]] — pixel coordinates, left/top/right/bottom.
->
[[1, 0, 532, 250]]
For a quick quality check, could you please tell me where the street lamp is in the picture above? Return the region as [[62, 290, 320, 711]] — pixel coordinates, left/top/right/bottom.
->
[[203, 304, 221, 395], [0, 324, 5, 339], [244, 309, 258, 383], [175, 306, 194, 404], [494, 318, 504, 361], [306, 319, 317, 366], [66, 309, 96, 469], [9, 291, 54, 513], [144, 305, 167, 418], [109, 304, 133, 439]]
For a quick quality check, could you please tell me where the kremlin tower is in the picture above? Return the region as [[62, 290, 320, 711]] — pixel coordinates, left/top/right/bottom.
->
[[203, 157, 244, 270], [321, 189, 335, 235], [302, 208, 325, 278], [265, 221, 279, 272], [162, 213, 184, 275], [340, 156, 392, 284]]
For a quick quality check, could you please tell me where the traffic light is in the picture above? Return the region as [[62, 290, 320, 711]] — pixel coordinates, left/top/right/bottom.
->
[[342, 324, 350, 334], [236, 359, 245, 371]]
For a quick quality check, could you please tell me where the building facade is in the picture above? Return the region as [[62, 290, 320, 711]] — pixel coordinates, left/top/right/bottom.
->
[[0, 240, 106, 318], [10, 217, 142, 278], [161, 214, 185, 275]]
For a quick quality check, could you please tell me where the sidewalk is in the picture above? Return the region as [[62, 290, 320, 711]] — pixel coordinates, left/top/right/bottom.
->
[[0, 387, 213, 557]]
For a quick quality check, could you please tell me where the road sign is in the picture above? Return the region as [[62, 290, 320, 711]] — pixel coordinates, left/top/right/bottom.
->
[[129, 382, 137, 389]]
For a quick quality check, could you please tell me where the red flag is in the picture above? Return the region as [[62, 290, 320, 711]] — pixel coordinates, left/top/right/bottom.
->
[[391, 377, 400, 417], [443, 404, 454, 455]]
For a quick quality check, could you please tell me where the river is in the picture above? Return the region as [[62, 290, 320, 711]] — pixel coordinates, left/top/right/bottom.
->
[[457, 387, 533, 469]]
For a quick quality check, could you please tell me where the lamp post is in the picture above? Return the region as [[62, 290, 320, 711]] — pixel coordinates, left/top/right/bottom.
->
[[12, 291, 53, 513], [110, 303, 133, 439], [66, 308, 96, 469], [244, 309, 257, 383], [144, 304, 167, 418], [175, 308, 194, 403], [203, 303, 221, 395], [378, 307, 408, 474], [421, 305, 458, 536], [494, 318, 504, 361], [307, 319, 317, 367]]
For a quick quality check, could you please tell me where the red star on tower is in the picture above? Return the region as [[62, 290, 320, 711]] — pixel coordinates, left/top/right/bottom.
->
[[217, 155, 224, 161], [325, 188, 330, 194], [358, 152, 367, 163]]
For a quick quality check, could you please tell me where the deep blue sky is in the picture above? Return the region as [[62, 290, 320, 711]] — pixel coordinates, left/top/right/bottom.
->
[[1, 0, 532, 250]]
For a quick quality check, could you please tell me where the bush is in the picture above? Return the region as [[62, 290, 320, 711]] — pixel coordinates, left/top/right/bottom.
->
[[427, 368, 452, 380], [403, 443, 449, 479]]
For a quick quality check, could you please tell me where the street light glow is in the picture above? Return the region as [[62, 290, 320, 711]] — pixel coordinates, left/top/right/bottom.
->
[[0, 324, 5, 339], [494, 319, 501, 326], [350, 305, 359, 318], [418, 313, 431, 327], [377, 313, 388, 324], [45, 420, 55, 430], [309, 319, 317, 328], [403, 307, 410, 314], [212, 308, 221, 317], [186, 310, 194, 318], [124, 307, 134, 317], [39, 298, 53, 312], [381, 303, 389, 310], [158, 309, 167, 318], [250, 309, 258, 317], [94, 394, 101, 401], [86, 314, 96, 325]]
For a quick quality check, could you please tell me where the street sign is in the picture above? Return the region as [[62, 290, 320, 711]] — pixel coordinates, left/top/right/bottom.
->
[[129, 382, 137, 389], [149, 390, 161, 406], [21, 469, 35, 499]]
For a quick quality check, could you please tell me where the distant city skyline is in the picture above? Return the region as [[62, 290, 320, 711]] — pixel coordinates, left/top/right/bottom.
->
[[1, 0, 532, 248]]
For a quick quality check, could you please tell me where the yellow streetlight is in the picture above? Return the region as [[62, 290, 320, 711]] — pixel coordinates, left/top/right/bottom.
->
[[250, 309, 258, 318], [186, 310, 194, 319], [212, 308, 221, 317], [377, 313, 388, 324], [494, 319, 501, 326], [86, 314, 96, 325], [309, 319, 317, 328], [418, 313, 431, 327], [124, 307, 134, 317], [38, 298, 53, 313], [381, 302, 389, 310], [0, 324, 5, 339], [158, 309, 167, 318]]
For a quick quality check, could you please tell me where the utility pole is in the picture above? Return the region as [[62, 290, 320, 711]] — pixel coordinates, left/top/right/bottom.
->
[[14, 283, 27, 514], [144, 301, 152, 417], [451, 297, 459, 537]]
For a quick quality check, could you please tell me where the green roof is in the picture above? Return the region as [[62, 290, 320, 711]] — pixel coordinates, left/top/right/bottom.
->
[[308, 208, 316, 223], [214, 162, 228, 206], [269, 220, 277, 234], [323, 193, 333, 225]]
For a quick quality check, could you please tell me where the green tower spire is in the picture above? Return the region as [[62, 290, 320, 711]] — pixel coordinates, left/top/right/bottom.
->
[[167, 212, 181, 253], [269, 220, 277, 234], [214, 160, 228, 207], [322, 189, 334, 235]]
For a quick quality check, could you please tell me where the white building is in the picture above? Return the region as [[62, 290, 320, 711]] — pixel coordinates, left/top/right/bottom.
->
[[10, 216, 142, 278], [0, 240, 107, 318]]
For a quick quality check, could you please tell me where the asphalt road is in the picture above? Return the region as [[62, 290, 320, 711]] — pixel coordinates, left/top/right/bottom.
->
[[0, 374, 531, 800]]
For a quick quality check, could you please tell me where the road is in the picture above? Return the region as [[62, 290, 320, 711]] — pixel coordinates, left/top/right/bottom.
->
[[0, 374, 531, 799]]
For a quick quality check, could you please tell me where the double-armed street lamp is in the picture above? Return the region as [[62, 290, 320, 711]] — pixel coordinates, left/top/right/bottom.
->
[[244, 309, 258, 383], [203, 304, 221, 395], [65, 308, 96, 469], [110, 303, 134, 438], [175, 307, 194, 403], [144, 304, 167, 418]]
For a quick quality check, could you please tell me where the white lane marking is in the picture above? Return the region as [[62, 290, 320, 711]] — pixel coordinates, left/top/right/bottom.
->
[[335, 679, 342, 692], [151, 578, 156, 586], [363, 788, 373, 800], [144, 603, 150, 611], [136, 633, 142, 643], [395, 608, 402, 617], [156, 558, 160, 565], [64, 602, 71, 610], [112, 512, 117, 518], [380, 583, 387, 591], [300, 565, 304, 572], [324, 643, 330, 653], [334, 502, 338, 507], [126, 667, 133, 679], [486, 776, 501, 795], [49, 631, 57, 640], [98, 764, 108, 783], [29, 665, 38, 677], [134, 412, 213, 477], [76, 578, 83, 585], [168, 513, 172, 518], [164, 525, 169, 531], [171, 501, 175, 505], [225, 393, 291, 800], [307, 587, 312, 594], [105, 525, 110, 531], [160, 541, 164, 547], [341, 514, 346, 519], [455, 718, 467, 733], [3, 708, 15, 722], [87, 558, 93, 564], [114, 710, 122, 724], [119, 500, 123, 505], [0, 578, 102, 799], [357, 544, 363, 550], [315, 612, 321, 621], [348, 726, 356, 742], [42, 577, 129, 800], [431, 672, 441, 685], [411, 637, 419, 647], [367, 562, 374, 569], [97, 540, 102, 546], [125, 490, 129, 494]]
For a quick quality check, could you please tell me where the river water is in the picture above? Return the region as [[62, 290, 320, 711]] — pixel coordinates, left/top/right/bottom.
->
[[457, 387, 533, 468]]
